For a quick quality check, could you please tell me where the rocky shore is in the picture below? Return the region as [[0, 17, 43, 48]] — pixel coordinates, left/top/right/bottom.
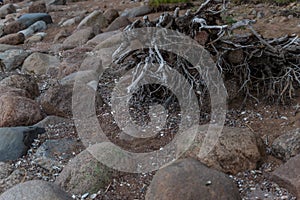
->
[[0, 0, 299, 199]]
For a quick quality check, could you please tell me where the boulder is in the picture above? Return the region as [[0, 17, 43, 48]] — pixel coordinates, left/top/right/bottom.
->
[[22, 52, 60, 75], [0, 44, 21, 52], [28, 1, 47, 13], [55, 150, 113, 194], [105, 16, 131, 32], [120, 5, 153, 18], [60, 15, 83, 27], [53, 29, 70, 43], [0, 126, 45, 161], [0, 85, 30, 98], [146, 158, 241, 200], [0, 49, 30, 71], [62, 27, 95, 49], [39, 83, 73, 117], [103, 9, 119, 24], [0, 94, 43, 127], [0, 4, 16, 19], [77, 10, 108, 30], [0, 33, 25, 45], [270, 154, 300, 199], [184, 126, 266, 175], [3, 21, 25, 35], [86, 30, 120, 47], [272, 128, 300, 161], [0, 74, 39, 99], [0, 180, 72, 200], [17, 13, 53, 28]]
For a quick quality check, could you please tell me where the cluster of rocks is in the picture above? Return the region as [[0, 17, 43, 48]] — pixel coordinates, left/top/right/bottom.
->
[[0, 0, 298, 199]]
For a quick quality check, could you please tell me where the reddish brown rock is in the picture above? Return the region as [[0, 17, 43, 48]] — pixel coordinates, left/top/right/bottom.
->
[[62, 27, 95, 50], [28, 1, 47, 13], [146, 158, 241, 200], [40, 83, 73, 117], [103, 9, 119, 24], [0, 85, 30, 98], [184, 126, 266, 175], [3, 21, 25, 35], [270, 154, 300, 199], [105, 16, 131, 32], [0, 74, 39, 99], [0, 33, 25, 45], [0, 94, 43, 127]]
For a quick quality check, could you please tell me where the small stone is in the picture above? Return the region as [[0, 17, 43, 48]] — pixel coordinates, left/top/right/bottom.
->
[[256, 11, 264, 19], [279, 17, 289, 23]]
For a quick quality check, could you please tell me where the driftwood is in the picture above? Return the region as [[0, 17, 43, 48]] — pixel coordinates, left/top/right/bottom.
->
[[109, 0, 300, 106]]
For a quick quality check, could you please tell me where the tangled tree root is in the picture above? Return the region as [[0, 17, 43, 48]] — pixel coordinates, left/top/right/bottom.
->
[[112, 0, 299, 105]]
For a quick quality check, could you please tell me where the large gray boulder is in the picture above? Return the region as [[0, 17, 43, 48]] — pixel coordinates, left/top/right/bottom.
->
[[17, 13, 53, 28], [0, 126, 45, 161]]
